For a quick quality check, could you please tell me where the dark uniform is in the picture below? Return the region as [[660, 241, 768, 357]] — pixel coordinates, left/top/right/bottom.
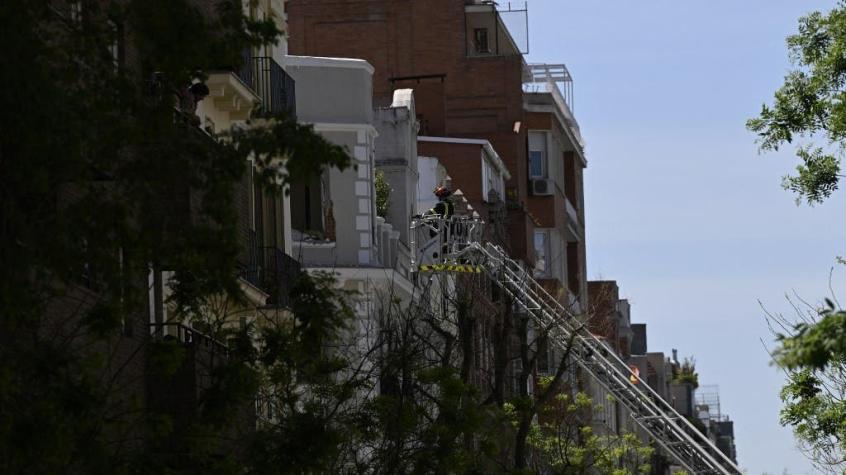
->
[[427, 198, 455, 260], [429, 199, 455, 219]]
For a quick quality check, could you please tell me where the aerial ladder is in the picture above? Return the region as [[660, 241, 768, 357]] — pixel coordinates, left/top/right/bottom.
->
[[409, 215, 742, 475]]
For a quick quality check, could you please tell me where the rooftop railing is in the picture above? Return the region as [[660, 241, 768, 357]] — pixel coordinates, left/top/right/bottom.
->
[[523, 63, 584, 148]]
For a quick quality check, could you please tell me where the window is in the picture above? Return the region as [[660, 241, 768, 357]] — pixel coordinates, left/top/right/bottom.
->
[[529, 151, 544, 178], [474, 28, 489, 54], [533, 230, 549, 277], [528, 131, 548, 178]]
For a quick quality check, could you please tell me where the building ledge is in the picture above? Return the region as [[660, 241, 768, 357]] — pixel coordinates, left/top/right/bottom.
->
[[418, 136, 511, 179], [285, 55, 375, 75], [303, 266, 416, 297], [206, 71, 260, 121], [293, 239, 336, 248], [238, 277, 269, 307]]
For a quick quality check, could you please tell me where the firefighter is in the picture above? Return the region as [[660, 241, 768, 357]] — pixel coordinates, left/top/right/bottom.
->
[[425, 186, 455, 260], [428, 185, 455, 218]]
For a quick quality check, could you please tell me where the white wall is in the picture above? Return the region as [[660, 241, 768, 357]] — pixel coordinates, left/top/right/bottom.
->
[[416, 156, 447, 214]]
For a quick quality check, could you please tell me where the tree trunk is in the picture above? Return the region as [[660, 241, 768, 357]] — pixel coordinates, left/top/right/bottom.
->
[[514, 413, 532, 469]]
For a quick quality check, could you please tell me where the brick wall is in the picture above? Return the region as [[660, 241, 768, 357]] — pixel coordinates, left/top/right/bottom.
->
[[287, 0, 533, 261], [587, 280, 621, 350]]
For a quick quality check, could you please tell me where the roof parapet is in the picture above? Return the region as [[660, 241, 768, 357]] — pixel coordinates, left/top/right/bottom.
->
[[523, 63, 584, 150]]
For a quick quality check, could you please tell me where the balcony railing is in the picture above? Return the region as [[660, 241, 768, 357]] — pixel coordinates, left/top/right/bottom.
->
[[235, 52, 296, 118], [239, 229, 265, 290], [238, 230, 301, 308], [262, 247, 301, 308], [149, 322, 229, 356]]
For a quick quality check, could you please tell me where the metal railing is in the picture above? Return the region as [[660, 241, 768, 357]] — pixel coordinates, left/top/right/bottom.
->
[[236, 48, 254, 94], [239, 229, 265, 290], [474, 242, 740, 474], [238, 230, 300, 308], [234, 51, 296, 117], [408, 216, 742, 474], [149, 322, 229, 356], [253, 56, 296, 117], [262, 246, 301, 308]]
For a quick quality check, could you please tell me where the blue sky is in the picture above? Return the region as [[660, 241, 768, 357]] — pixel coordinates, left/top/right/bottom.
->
[[525, 1, 843, 473]]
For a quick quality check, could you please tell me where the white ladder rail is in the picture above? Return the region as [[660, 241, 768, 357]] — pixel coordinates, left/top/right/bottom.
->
[[408, 215, 741, 474], [475, 242, 741, 475]]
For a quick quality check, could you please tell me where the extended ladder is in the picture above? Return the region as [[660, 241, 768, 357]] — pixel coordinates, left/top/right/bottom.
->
[[410, 216, 741, 475]]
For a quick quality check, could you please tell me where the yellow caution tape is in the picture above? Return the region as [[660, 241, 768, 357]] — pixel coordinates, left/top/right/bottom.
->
[[419, 264, 483, 273]]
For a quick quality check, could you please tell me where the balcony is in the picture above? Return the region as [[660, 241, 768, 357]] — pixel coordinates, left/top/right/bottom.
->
[[262, 246, 301, 308], [149, 322, 229, 356], [239, 229, 265, 291], [236, 54, 297, 118], [207, 50, 261, 122], [207, 51, 296, 121], [238, 230, 301, 308], [464, 1, 528, 57], [523, 64, 584, 152]]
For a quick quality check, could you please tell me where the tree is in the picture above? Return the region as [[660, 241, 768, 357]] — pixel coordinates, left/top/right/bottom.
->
[[246, 272, 376, 474], [672, 357, 699, 389], [747, 4, 846, 205], [356, 272, 512, 473], [525, 387, 653, 475], [0, 1, 665, 473], [375, 169, 392, 218], [750, 5, 846, 470], [765, 295, 846, 473], [0, 0, 348, 472]]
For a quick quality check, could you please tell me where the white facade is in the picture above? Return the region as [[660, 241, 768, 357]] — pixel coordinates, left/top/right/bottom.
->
[[286, 58, 422, 316]]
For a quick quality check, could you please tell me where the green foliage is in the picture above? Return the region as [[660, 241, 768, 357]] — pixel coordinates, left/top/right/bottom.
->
[[374, 366, 505, 473], [354, 290, 511, 474], [672, 357, 699, 389], [756, 7, 846, 465], [374, 169, 392, 218], [747, 5, 846, 204], [247, 272, 364, 474], [0, 0, 349, 472], [230, 115, 350, 192], [772, 297, 846, 471], [782, 146, 841, 205], [774, 299, 846, 371], [527, 391, 653, 474], [779, 369, 846, 470]]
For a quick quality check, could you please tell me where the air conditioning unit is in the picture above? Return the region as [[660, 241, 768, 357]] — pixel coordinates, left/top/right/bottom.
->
[[531, 178, 553, 196]]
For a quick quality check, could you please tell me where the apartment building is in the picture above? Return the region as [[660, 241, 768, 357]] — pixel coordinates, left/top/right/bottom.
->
[[24, 0, 305, 468], [417, 137, 511, 245], [374, 89, 420, 248], [157, 0, 300, 332], [286, 0, 591, 402], [696, 386, 739, 464], [588, 280, 634, 357], [287, 56, 418, 316], [525, 64, 588, 310], [28, 0, 741, 471], [286, 0, 536, 266]]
